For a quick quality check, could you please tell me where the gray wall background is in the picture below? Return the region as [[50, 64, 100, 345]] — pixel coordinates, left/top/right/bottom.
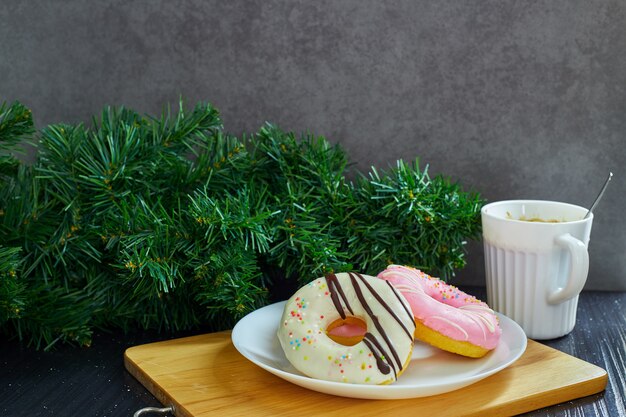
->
[[1, 1, 624, 290]]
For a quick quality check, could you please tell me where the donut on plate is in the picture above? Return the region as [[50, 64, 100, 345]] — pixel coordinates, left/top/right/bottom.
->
[[378, 265, 502, 358], [277, 272, 415, 384]]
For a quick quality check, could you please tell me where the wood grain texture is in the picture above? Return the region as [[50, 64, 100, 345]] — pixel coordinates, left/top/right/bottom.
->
[[124, 333, 607, 417]]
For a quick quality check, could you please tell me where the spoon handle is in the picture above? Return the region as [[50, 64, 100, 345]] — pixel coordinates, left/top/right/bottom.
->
[[585, 172, 613, 219]]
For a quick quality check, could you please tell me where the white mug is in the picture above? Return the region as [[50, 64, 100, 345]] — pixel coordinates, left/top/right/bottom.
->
[[481, 200, 593, 339]]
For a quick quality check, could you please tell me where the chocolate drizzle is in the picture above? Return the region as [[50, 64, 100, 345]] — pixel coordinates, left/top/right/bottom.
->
[[362, 333, 391, 375], [356, 273, 415, 339], [324, 272, 414, 381], [385, 280, 416, 331], [349, 272, 402, 379], [326, 273, 354, 319]]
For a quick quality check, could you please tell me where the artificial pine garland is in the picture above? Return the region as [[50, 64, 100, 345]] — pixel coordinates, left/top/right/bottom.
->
[[0, 100, 483, 349]]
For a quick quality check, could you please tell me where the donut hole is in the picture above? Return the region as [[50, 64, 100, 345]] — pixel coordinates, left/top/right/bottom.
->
[[326, 316, 367, 346]]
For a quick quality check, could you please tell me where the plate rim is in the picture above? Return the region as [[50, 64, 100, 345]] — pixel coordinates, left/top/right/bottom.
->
[[232, 300, 527, 399]]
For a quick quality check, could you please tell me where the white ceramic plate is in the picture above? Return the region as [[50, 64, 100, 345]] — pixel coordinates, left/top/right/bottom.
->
[[232, 301, 527, 399]]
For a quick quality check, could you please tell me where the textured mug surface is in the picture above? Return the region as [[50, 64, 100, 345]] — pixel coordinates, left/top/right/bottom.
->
[[481, 200, 593, 339]]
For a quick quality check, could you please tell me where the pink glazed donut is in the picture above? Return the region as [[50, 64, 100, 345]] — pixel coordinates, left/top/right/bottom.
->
[[378, 265, 502, 358]]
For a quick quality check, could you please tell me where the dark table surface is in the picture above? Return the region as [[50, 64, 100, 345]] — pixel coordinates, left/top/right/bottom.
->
[[1, 288, 625, 417]]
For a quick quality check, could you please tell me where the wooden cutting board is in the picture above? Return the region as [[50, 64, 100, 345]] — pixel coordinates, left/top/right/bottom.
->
[[124, 332, 607, 417]]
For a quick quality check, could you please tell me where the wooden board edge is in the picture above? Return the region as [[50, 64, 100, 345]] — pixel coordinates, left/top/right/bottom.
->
[[124, 349, 191, 417], [470, 368, 608, 417], [123, 334, 610, 417]]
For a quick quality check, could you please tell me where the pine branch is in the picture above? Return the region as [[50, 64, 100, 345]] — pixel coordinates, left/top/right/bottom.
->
[[347, 160, 483, 279], [0, 246, 24, 324], [0, 99, 483, 349], [0, 101, 34, 150], [4, 283, 94, 350], [0, 101, 34, 179]]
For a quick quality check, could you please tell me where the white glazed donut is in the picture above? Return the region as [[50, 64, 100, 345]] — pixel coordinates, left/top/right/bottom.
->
[[277, 272, 415, 384]]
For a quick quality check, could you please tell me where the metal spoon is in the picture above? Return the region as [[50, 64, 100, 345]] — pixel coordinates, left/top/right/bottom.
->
[[584, 171, 613, 219]]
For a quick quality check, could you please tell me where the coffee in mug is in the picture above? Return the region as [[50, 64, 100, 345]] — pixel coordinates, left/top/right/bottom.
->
[[481, 200, 593, 339]]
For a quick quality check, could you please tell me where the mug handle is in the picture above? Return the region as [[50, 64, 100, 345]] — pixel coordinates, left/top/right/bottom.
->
[[547, 233, 589, 305]]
